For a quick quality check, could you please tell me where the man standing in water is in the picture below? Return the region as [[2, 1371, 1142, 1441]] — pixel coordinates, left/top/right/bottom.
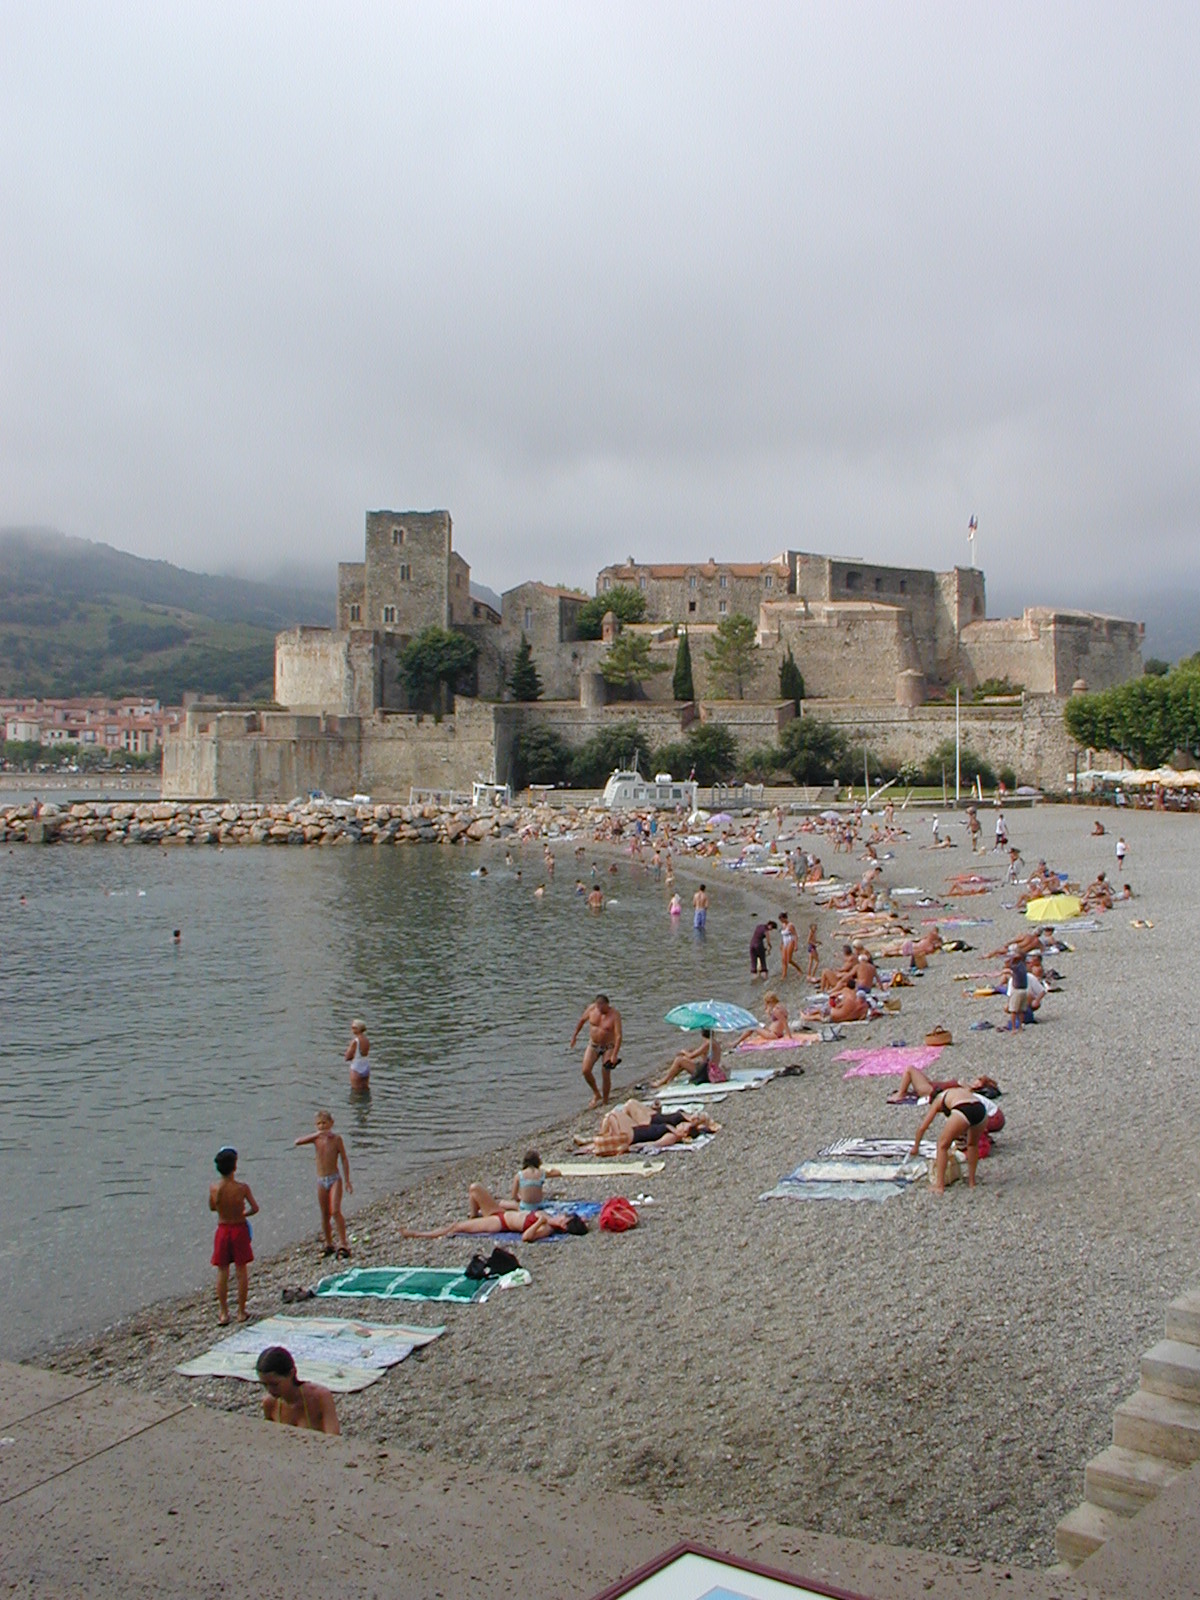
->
[[569, 994, 623, 1107], [693, 883, 709, 931]]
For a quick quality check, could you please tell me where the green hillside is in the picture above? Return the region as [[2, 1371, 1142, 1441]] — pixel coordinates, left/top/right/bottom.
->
[[0, 528, 333, 702]]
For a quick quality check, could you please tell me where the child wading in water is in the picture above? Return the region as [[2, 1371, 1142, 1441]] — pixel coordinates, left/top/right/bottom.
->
[[209, 1146, 259, 1324], [295, 1111, 353, 1258]]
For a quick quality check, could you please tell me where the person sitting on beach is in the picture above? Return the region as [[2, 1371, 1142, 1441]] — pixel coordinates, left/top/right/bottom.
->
[[345, 1018, 370, 1090], [805, 985, 870, 1024], [1092, 819, 1106, 835], [1115, 881, 1134, 901], [400, 1182, 589, 1241], [819, 944, 857, 991], [735, 993, 793, 1046], [1082, 871, 1114, 911], [511, 1150, 561, 1210], [256, 1346, 340, 1434], [654, 1028, 723, 1088], [853, 949, 879, 992], [910, 1087, 990, 1193]]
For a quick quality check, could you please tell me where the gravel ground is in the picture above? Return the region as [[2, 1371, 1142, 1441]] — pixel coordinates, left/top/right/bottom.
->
[[42, 802, 1200, 1569]]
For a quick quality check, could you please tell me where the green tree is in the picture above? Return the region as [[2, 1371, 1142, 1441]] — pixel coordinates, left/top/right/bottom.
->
[[398, 627, 480, 716], [508, 634, 543, 702], [568, 720, 655, 787], [653, 723, 739, 786], [672, 629, 695, 702], [1144, 658, 1170, 677], [779, 645, 804, 706], [600, 633, 668, 700], [777, 717, 847, 783], [511, 725, 571, 788], [576, 586, 647, 640], [1064, 675, 1178, 768], [705, 613, 757, 700]]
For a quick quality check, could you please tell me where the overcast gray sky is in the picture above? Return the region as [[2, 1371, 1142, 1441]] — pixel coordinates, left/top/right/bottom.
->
[[3, 2, 1198, 620]]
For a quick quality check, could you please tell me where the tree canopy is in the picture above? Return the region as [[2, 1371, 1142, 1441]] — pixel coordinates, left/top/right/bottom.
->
[[705, 613, 757, 699], [600, 633, 668, 699], [778, 645, 804, 706], [398, 627, 480, 716], [576, 585, 647, 639], [1063, 663, 1200, 768]]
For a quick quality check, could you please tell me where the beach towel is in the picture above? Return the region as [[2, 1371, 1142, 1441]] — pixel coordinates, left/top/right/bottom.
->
[[733, 1034, 818, 1051], [175, 1314, 445, 1391], [553, 1160, 665, 1177], [818, 1138, 940, 1160], [761, 1180, 905, 1202], [760, 1145, 929, 1202], [835, 1044, 944, 1078], [314, 1266, 530, 1304], [653, 1079, 749, 1102]]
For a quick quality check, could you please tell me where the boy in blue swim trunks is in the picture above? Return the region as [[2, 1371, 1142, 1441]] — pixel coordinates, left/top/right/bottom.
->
[[294, 1111, 353, 1258]]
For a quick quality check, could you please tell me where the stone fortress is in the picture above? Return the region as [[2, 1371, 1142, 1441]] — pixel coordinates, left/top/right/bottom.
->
[[164, 509, 1144, 801]]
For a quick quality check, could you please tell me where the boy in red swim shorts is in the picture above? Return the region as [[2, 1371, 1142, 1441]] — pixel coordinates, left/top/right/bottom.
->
[[209, 1146, 259, 1324]]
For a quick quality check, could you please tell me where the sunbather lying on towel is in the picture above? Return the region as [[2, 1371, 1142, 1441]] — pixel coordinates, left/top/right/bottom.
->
[[400, 1183, 589, 1241], [878, 928, 941, 966], [886, 1067, 1000, 1104], [572, 1102, 719, 1157]]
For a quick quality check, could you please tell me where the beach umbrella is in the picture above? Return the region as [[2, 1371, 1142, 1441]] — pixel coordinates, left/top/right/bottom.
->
[[665, 1000, 760, 1032], [709, 811, 734, 824], [1025, 893, 1082, 922]]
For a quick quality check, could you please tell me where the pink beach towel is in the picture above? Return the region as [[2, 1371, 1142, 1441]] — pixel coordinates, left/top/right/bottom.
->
[[835, 1045, 945, 1078]]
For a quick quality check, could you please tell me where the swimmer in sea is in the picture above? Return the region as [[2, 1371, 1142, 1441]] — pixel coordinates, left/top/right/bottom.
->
[[345, 1018, 370, 1091]]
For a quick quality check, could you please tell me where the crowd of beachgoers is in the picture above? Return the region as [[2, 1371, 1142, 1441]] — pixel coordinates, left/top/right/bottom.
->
[[46, 792, 1196, 1570]]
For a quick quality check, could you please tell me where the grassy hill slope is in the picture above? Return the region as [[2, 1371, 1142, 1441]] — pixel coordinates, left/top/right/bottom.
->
[[0, 528, 333, 702]]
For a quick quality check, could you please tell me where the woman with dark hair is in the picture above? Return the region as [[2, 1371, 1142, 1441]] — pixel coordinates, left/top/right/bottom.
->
[[256, 1347, 340, 1433], [400, 1183, 589, 1241]]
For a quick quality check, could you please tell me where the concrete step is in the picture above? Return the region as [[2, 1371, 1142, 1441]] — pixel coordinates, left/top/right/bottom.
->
[[1084, 1443, 1182, 1514], [1166, 1288, 1200, 1348], [1113, 1387, 1200, 1464], [1054, 1500, 1131, 1568], [1141, 1339, 1200, 1404]]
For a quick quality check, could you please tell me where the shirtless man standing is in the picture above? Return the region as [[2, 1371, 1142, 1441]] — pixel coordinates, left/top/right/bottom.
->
[[570, 994, 623, 1107]]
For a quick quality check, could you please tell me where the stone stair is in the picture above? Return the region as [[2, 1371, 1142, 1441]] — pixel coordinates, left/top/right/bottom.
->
[[1055, 1289, 1200, 1567]]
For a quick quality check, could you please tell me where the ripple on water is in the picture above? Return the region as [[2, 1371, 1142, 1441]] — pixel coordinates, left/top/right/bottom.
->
[[0, 843, 746, 1355]]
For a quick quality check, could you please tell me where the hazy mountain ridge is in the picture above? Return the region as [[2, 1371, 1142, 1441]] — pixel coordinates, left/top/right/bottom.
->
[[0, 528, 334, 702]]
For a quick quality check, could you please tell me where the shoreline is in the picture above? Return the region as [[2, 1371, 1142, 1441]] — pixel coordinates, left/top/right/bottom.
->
[[33, 805, 1200, 1569]]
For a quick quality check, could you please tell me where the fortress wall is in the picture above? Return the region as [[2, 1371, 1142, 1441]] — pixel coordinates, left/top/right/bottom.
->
[[958, 618, 1058, 694], [770, 609, 920, 699], [276, 628, 357, 713], [808, 695, 1079, 788], [359, 701, 498, 796], [698, 701, 796, 742], [1050, 615, 1144, 692], [336, 563, 366, 630]]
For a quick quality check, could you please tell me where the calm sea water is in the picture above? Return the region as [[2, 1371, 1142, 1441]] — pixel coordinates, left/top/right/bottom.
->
[[0, 841, 753, 1356]]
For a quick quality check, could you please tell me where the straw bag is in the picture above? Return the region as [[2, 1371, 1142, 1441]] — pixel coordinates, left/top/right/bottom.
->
[[924, 1026, 953, 1047]]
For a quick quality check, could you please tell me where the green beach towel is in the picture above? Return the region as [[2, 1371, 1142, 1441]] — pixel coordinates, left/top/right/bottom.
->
[[315, 1265, 531, 1303]]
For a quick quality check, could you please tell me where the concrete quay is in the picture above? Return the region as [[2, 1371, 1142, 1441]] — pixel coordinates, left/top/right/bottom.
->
[[5, 1358, 1198, 1600]]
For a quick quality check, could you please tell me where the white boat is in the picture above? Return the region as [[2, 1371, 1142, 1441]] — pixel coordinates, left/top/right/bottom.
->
[[472, 778, 512, 809], [601, 766, 698, 811]]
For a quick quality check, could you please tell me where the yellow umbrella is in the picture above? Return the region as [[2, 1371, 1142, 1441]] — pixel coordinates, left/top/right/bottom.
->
[[1025, 893, 1082, 922]]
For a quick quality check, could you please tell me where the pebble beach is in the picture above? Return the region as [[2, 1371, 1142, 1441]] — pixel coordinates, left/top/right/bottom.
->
[[39, 801, 1200, 1570]]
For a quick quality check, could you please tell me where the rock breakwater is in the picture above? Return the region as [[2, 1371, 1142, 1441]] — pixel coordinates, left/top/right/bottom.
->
[[0, 798, 593, 846]]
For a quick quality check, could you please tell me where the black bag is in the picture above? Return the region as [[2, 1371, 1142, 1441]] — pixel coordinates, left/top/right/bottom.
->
[[464, 1253, 489, 1280], [485, 1246, 520, 1277]]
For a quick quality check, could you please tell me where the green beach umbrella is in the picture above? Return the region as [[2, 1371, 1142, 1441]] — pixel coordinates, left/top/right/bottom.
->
[[665, 1000, 760, 1032]]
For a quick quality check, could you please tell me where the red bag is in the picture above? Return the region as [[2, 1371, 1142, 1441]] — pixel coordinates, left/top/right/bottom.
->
[[598, 1197, 639, 1232]]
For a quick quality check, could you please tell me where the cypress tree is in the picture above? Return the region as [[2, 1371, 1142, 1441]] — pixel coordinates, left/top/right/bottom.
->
[[673, 628, 695, 702], [779, 645, 804, 706], [509, 634, 544, 701]]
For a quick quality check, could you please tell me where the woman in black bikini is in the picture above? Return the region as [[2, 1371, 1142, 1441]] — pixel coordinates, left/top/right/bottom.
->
[[910, 1087, 988, 1194]]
